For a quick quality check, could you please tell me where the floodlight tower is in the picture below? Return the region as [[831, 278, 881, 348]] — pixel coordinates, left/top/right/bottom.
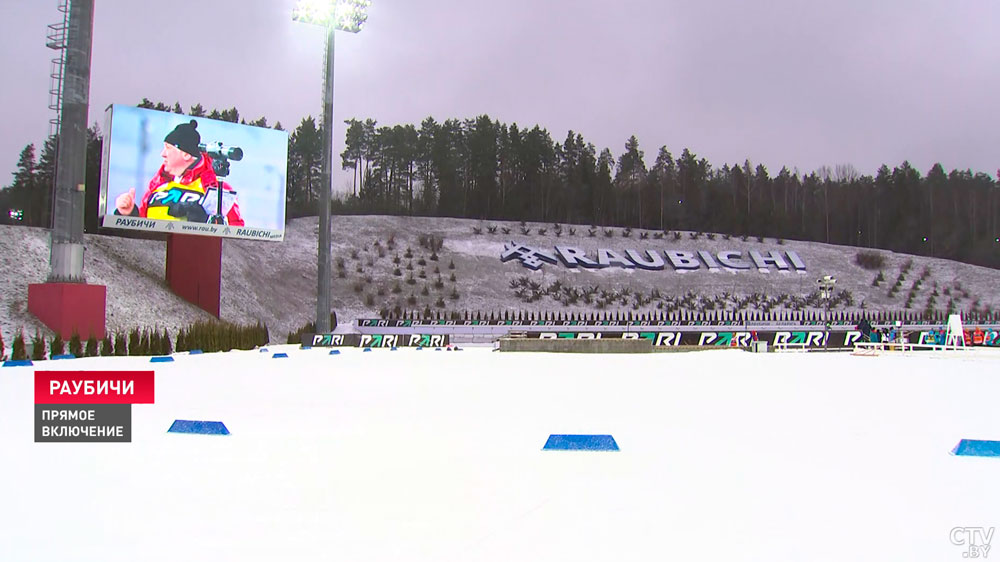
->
[[293, 0, 370, 333], [28, 0, 106, 341], [49, 0, 93, 282]]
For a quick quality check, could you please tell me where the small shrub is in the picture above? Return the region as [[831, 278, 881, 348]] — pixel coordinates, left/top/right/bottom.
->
[[854, 250, 886, 271], [449, 287, 460, 300], [435, 297, 446, 308], [448, 259, 455, 270], [364, 293, 375, 306], [50, 333, 66, 357], [69, 333, 83, 357], [472, 226, 483, 235], [392, 283, 402, 294], [449, 272, 456, 282], [12, 330, 27, 361], [31, 331, 46, 361], [100, 336, 113, 357], [85, 336, 98, 357], [417, 234, 444, 252], [160, 329, 173, 355]]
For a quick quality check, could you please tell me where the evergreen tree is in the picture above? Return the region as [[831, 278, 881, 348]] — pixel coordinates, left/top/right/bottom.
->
[[114, 332, 127, 356], [50, 333, 65, 357], [31, 331, 46, 361], [85, 336, 98, 357], [69, 332, 83, 357], [12, 331, 27, 361], [100, 335, 113, 357]]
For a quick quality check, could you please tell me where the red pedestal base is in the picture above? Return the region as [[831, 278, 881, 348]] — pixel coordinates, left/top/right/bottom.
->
[[28, 283, 107, 340], [166, 234, 222, 317]]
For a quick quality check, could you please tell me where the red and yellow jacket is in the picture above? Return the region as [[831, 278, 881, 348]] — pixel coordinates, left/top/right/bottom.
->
[[136, 154, 244, 226]]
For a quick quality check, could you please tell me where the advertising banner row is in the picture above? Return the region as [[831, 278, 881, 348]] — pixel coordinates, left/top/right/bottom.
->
[[523, 329, 1000, 348], [315, 330, 1000, 348], [305, 333, 451, 348], [356, 319, 960, 329]]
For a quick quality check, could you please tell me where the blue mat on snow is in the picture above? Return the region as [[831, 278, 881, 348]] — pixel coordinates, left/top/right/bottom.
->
[[168, 420, 230, 435], [2, 359, 33, 367], [543, 434, 619, 451], [952, 439, 1000, 457]]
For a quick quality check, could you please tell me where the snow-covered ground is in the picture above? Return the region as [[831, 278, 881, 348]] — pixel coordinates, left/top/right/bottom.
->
[[2, 346, 999, 561]]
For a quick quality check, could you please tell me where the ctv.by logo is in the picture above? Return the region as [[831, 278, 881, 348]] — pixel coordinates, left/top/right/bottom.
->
[[951, 527, 994, 558]]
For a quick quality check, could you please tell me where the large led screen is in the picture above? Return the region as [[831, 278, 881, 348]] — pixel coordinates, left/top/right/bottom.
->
[[99, 105, 288, 241]]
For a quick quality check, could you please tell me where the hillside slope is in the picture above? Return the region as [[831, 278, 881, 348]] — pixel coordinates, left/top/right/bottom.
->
[[1, 216, 997, 343]]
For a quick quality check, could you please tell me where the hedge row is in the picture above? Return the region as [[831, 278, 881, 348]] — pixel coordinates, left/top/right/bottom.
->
[[0, 320, 269, 361]]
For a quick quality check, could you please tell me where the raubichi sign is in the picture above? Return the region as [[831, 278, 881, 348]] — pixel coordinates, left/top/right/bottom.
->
[[500, 241, 807, 273]]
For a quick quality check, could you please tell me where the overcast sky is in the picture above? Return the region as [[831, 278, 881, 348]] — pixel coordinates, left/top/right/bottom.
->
[[2, 0, 999, 195]]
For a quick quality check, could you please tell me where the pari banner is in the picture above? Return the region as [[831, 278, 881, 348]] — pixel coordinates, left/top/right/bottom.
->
[[304, 333, 451, 348], [99, 104, 288, 241]]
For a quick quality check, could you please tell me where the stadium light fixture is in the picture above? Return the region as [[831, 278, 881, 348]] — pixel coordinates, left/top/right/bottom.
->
[[293, 0, 370, 32], [818, 275, 836, 330], [293, 0, 371, 333]]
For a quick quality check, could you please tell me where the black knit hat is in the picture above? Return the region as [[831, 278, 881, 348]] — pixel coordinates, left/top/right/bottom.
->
[[164, 120, 201, 157]]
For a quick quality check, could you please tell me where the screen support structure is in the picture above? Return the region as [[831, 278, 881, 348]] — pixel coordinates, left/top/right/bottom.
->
[[29, 0, 107, 340]]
